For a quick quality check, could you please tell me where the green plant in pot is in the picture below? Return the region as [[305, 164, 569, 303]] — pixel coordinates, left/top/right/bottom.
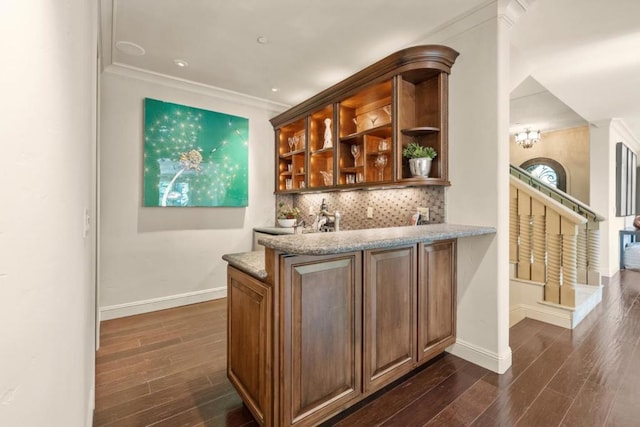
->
[[403, 142, 437, 177]]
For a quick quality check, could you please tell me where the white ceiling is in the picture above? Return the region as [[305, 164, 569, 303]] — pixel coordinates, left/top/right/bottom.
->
[[509, 76, 586, 134], [510, 0, 640, 137], [101, 0, 640, 139]]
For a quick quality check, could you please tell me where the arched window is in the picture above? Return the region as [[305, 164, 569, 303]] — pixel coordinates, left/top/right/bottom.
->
[[520, 157, 567, 192]]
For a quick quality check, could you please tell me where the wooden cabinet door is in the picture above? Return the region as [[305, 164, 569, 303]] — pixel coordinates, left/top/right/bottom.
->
[[227, 266, 272, 426], [418, 240, 457, 364], [281, 252, 362, 426], [363, 246, 417, 393]]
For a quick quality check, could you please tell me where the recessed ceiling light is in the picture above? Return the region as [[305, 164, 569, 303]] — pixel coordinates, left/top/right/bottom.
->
[[115, 41, 145, 56], [271, 88, 279, 92], [257, 36, 269, 44], [174, 59, 189, 68]]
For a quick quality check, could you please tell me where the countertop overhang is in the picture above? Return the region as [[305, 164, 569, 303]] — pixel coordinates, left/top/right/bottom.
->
[[258, 223, 495, 255], [223, 224, 495, 280]]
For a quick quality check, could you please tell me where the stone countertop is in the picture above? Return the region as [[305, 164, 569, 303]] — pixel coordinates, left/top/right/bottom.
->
[[223, 224, 496, 278], [258, 223, 496, 256], [253, 226, 295, 235], [222, 250, 267, 280]]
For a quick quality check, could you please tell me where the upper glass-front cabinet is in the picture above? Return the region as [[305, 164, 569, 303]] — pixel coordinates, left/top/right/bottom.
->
[[271, 45, 458, 193]]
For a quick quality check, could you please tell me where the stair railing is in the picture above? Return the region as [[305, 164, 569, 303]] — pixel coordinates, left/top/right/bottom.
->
[[509, 165, 604, 308]]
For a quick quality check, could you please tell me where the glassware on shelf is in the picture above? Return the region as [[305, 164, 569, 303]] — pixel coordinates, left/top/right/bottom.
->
[[346, 174, 355, 184], [374, 154, 388, 181], [320, 171, 333, 186], [350, 144, 361, 166], [285, 179, 293, 190], [356, 172, 364, 183], [368, 114, 378, 128], [378, 139, 389, 151], [288, 137, 295, 152]]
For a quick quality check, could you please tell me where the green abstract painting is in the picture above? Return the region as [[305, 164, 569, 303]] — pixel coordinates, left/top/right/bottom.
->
[[143, 98, 249, 207]]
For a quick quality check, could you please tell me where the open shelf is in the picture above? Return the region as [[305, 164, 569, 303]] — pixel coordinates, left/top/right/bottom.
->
[[270, 45, 459, 193], [401, 126, 440, 136]]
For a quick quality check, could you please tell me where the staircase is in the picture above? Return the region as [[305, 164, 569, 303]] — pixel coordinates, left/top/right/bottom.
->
[[509, 165, 605, 329]]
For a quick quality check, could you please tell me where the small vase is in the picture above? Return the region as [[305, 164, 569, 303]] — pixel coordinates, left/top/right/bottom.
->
[[409, 158, 432, 177]]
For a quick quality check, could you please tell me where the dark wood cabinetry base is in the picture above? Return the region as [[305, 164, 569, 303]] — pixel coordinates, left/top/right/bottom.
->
[[227, 240, 456, 426]]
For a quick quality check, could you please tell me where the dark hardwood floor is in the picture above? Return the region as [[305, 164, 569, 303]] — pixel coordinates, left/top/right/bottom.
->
[[95, 270, 640, 426]]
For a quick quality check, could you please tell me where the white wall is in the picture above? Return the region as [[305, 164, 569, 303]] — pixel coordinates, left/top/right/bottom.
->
[[418, 3, 512, 373], [591, 119, 640, 278], [0, 1, 97, 426], [510, 126, 590, 203], [99, 67, 284, 318]]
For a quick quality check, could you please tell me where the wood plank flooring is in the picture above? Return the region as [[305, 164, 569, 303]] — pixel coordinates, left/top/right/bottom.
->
[[95, 270, 640, 426]]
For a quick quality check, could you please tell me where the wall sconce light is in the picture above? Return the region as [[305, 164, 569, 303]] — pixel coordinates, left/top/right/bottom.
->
[[515, 129, 541, 149]]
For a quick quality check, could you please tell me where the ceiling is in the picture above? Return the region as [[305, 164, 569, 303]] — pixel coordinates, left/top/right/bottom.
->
[[101, 0, 640, 139], [510, 0, 640, 137]]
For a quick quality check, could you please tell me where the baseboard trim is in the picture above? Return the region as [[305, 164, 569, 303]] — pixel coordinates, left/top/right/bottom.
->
[[510, 280, 603, 329], [511, 302, 572, 329], [100, 287, 227, 320], [447, 338, 512, 374]]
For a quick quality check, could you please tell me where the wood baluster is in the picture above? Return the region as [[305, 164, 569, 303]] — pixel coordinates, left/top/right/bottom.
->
[[545, 211, 561, 304], [510, 186, 519, 264], [577, 225, 588, 284], [531, 199, 546, 283], [587, 224, 601, 286], [517, 193, 532, 280], [561, 218, 578, 307]]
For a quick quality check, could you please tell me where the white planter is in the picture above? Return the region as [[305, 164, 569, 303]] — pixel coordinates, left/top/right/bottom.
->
[[408, 157, 432, 177], [277, 218, 296, 228]]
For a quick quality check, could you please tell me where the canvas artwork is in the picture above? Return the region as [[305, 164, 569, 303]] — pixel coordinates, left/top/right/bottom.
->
[[143, 98, 249, 207]]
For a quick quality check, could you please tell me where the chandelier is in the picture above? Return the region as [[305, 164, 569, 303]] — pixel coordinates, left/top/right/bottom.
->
[[515, 129, 541, 149]]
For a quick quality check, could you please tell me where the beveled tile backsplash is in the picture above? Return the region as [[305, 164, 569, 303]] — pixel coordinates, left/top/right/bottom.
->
[[276, 187, 445, 230]]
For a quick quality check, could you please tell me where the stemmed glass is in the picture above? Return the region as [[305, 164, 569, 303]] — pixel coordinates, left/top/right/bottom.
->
[[368, 114, 378, 128], [351, 144, 361, 166], [374, 154, 388, 181], [288, 137, 295, 152]]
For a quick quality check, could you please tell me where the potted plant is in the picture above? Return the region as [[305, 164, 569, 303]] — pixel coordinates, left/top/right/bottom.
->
[[277, 202, 300, 227], [402, 142, 437, 177]]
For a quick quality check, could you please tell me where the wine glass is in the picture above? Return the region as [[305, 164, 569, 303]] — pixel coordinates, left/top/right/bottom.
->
[[368, 114, 378, 128], [374, 154, 388, 181], [288, 137, 295, 152], [351, 144, 361, 166]]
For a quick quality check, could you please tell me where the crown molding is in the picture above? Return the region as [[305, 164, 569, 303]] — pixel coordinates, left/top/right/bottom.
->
[[103, 63, 290, 113], [415, 0, 498, 45], [499, 0, 537, 28], [611, 118, 640, 152]]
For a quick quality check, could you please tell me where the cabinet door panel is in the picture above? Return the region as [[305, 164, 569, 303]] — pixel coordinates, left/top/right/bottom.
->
[[282, 253, 362, 426], [418, 240, 456, 364], [227, 267, 271, 425], [364, 246, 417, 393]]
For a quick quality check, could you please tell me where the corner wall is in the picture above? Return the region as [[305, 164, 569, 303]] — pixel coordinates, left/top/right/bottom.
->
[[418, 3, 512, 373], [0, 1, 97, 425], [99, 67, 285, 319], [590, 119, 640, 278]]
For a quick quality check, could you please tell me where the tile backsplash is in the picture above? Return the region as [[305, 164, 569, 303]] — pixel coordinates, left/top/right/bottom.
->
[[276, 187, 444, 230]]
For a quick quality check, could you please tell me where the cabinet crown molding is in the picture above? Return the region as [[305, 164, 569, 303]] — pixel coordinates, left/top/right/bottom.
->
[[270, 45, 459, 127]]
